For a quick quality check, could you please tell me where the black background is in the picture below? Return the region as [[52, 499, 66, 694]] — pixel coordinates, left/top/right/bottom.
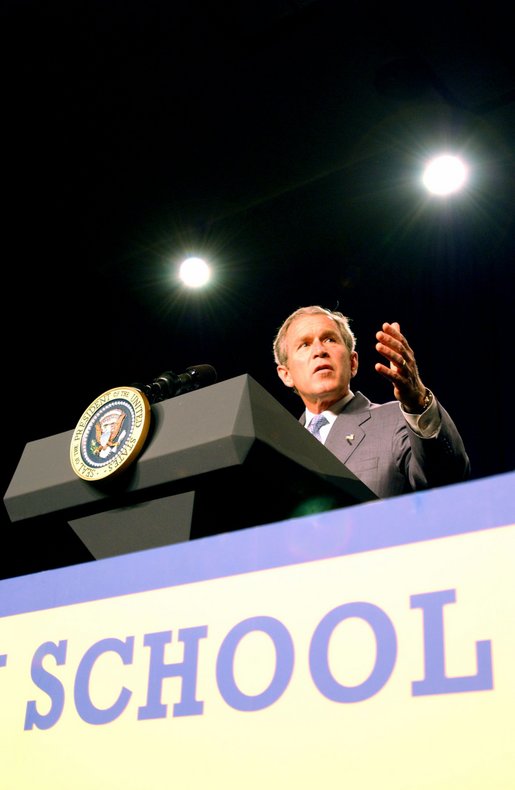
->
[[2, 0, 514, 579]]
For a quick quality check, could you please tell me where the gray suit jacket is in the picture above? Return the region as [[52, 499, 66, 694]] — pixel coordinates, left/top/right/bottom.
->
[[301, 391, 470, 499]]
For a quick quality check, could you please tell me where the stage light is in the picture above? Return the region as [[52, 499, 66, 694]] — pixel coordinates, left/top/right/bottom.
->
[[178, 256, 211, 288], [422, 154, 469, 196]]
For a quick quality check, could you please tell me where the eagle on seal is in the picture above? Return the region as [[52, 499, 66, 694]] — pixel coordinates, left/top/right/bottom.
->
[[94, 409, 126, 454]]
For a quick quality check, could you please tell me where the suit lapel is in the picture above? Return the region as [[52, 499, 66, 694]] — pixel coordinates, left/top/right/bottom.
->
[[325, 392, 372, 464]]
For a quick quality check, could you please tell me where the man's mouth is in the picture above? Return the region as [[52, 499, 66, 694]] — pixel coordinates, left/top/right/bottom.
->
[[313, 365, 333, 374]]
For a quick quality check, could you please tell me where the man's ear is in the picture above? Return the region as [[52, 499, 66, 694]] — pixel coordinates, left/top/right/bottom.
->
[[277, 364, 294, 388], [350, 351, 359, 378]]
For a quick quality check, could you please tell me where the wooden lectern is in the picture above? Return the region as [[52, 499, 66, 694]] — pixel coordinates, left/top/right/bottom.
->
[[3, 375, 376, 573]]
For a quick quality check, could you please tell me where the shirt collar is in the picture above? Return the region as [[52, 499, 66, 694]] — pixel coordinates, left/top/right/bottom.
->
[[305, 390, 355, 425]]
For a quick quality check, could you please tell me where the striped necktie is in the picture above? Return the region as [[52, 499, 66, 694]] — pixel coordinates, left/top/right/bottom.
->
[[307, 414, 329, 441]]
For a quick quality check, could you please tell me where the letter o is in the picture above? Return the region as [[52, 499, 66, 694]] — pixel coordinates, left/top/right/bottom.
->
[[309, 602, 397, 702], [216, 616, 294, 711]]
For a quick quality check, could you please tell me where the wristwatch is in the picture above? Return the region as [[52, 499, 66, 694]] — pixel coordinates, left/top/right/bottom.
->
[[421, 388, 433, 411]]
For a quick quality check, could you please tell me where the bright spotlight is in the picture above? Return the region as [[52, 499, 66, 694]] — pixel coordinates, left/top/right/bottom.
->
[[422, 154, 468, 196], [178, 256, 211, 288]]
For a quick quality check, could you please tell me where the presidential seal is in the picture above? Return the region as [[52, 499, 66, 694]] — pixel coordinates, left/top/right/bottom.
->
[[70, 386, 151, 481]]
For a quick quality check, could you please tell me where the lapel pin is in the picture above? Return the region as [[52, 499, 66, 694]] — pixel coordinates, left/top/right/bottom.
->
[[345, 433, 355, 444]]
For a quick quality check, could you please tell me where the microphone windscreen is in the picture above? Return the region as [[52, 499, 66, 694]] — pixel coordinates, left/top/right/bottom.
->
[[187, 364, 217, 387]]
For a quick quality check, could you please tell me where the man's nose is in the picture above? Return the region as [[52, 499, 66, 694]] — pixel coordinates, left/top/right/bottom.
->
[[312, 339, 327, 355]]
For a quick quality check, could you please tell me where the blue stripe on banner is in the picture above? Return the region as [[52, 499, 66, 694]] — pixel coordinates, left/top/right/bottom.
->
[[1, 471, 514, 617]]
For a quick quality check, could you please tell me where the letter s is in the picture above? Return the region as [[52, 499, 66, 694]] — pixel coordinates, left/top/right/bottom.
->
[[24, 640, 67, 730]]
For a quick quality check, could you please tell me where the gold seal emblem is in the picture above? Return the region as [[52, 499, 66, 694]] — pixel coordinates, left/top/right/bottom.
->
[[70, 386, 151, 481]]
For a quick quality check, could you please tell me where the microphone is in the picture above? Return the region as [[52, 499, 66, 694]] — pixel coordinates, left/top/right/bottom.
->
[[134, 364, 217, 404]]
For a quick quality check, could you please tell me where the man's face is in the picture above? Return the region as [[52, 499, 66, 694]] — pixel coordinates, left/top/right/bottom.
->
[[277, 314, 358, 409]]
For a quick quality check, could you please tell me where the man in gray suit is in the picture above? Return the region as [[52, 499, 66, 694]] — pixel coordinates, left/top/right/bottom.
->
[[273, 305, 470, 499]]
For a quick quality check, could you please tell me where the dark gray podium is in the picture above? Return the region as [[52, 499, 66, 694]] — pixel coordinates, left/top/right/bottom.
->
[[3, 375, 376, 572]]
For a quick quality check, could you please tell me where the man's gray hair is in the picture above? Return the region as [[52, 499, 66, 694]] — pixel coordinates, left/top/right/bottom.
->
[[273, 305, 356, 365]]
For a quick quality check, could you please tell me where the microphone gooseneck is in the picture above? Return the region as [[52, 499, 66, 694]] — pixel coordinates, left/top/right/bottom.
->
[[133, 364, 217, 404]]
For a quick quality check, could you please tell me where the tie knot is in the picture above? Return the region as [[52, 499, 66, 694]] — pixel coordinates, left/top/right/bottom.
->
[[307, 414, 329, 441]]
